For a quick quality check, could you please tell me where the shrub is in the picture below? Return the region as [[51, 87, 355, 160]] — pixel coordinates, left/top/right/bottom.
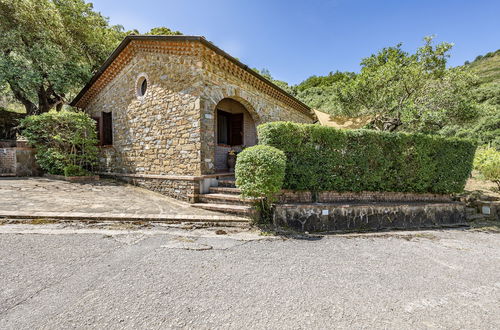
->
[[235, 145, 286, 200], [474, 147, 500, 190], [258, 122, 476, 194], [235, 145, 286, 222], [20, 111, 99, 176]]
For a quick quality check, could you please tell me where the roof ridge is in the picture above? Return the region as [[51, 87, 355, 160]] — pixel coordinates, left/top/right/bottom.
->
[[70, 35, 313, 119]]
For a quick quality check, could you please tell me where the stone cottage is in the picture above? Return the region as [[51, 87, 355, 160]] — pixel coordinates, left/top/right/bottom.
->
[[71, 35, 316, 209]]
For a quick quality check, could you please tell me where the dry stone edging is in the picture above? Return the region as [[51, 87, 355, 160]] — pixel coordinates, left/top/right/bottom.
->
[[0, 211, 250, 227]]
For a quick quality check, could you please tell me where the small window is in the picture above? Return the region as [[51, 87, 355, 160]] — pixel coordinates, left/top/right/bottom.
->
[[140, 79, 147, 96], [93, 113, 112, 146], [101, 112, 113, 146], [136, 75, 148, 98]]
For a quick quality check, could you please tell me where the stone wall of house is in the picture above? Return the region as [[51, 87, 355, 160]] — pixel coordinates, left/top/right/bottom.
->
[[83, 42, 315, 178], [198, 56, 314, 174], [214, 98, 257, 171], [85, 51, 205, 176]]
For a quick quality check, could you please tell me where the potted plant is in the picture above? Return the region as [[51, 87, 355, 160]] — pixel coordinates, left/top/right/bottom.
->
[[227, 149, 237, 172]]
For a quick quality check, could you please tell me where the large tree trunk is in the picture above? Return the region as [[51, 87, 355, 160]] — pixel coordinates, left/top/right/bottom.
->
[[8, 81, 39, 115], [8, 81, 65, 115], [371, 116, 403, 132]]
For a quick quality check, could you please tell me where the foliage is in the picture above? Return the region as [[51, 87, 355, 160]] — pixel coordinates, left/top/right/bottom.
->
[[235, 145, 286, 222], [468, 49, 500, 84], [0, 0, 125, 115], [439, 109, 500, 150], [327, 37, 478, 132], [235, 145, 286, 199], [146, 27, 182, 36], [474, 147, 500, 190], [294, 72, 354, 112], [125, 26, 182, 36], [258, 122, 476, 194], [252, 68, 296, 95], [0, 0, 182, 115], [440, 50, 500, 149], [19, 111, 98, 175]]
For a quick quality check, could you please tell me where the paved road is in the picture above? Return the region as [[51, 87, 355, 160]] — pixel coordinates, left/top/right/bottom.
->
[[0, 223, 499, 329]]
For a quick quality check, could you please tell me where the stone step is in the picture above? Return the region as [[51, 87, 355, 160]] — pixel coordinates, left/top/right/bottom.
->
[[192, 203, 255, 216], [199, 193, 257, 205], [218, 179, 236, 188], [209, 186, 241, 195]]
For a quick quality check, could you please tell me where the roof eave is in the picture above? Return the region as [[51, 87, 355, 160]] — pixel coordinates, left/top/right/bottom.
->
[[70, 35, 313, 118]]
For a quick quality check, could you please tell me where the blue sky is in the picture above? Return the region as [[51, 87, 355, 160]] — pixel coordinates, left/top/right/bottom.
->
[[90, 0, 500, 85]]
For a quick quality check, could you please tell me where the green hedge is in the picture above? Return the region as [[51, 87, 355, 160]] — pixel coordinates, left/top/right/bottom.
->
[[235, 145, 286, 200], [258, 122, 476, 194]]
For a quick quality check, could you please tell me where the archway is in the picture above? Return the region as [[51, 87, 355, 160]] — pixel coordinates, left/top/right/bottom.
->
[[214, 98, 257, 172]]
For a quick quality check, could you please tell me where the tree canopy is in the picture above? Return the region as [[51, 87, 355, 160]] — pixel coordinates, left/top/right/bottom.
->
[[0, 0, 181, 115], [0, 0, 126, 114], [317, 37, 478, 132]]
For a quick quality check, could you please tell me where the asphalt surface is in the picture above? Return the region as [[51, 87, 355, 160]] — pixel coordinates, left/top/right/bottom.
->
[[0, 223, 499, 329]]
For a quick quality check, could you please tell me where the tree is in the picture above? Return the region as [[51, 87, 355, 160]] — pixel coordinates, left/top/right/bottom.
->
[[295, 71, 354, 112], [0, 0, 125, 115], [253, 68, 296, 95], [330, 37, 479, 132], [146, 27, 182, 36]]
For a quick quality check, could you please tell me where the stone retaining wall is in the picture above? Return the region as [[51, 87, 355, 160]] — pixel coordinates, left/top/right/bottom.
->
[[278, 190, 452, 204], [0, 141, 40, 176], [274, 202, 466, 232], [101, 173, 200, 203], [0, 147, 16, 175]]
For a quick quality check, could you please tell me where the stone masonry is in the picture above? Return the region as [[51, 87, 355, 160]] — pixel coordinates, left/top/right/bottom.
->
[[73, 36, 316, 201]]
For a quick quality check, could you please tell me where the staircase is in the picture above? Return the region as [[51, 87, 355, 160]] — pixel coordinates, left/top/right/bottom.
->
[[192, 177, 257, 217]]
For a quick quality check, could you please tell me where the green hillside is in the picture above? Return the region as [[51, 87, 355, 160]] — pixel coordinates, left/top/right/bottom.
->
[[468, 49, 500, 84], [440, 49, 500, 148]]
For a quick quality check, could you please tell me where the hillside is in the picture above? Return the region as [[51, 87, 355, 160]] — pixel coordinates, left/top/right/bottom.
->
[[441, 49, 500, 148], [468, 49, 500, 84]]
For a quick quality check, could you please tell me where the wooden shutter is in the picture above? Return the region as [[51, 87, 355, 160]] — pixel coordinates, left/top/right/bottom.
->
[[217, 111, 229, 145], [102, 112, 113, 146], [229, 113, 243, 146]]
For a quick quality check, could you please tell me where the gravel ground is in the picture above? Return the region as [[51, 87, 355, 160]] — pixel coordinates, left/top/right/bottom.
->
[[0, 223, 499, 329]]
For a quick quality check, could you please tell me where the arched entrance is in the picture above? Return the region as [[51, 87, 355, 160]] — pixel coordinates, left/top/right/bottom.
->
[[214, 98, 257, 172]]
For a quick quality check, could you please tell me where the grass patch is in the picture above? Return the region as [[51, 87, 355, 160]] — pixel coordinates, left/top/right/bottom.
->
[[27, 218, 58, 225], [468, 219, 500, 233]]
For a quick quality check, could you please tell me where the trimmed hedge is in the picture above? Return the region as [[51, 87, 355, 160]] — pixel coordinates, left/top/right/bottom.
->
[[235, 145, 286, 200], [258, 122, 476, 194]]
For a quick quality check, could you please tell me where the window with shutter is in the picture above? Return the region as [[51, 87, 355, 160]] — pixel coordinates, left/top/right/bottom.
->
[[101, 112, 113, 146], [217, 111, 229, 145], [229, 113, 243, 146]]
